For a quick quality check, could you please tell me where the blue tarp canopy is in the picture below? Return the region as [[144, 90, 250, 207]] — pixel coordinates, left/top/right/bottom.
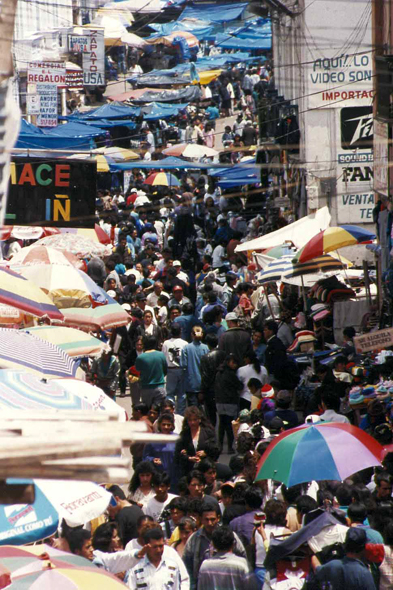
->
[[15, 119, 99, 151], [210, 159, 260, 187], [142, 102, 189, 120], [148, 20, 214, 40], [45, 121, 106, 138], [80, 118, 137, 129], [180, 2, 248, 23], [72, 102, 140, 120], [215, 33, 271, 50], [110, 156, 223, 171]]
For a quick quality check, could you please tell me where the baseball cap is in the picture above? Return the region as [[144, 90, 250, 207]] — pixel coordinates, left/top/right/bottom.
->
[[173, 285, 183, 292], [268, 416, 286, 433], [136, 292, 147, 301], [173, 260, 181, 267], [121, 303, 131, 311], [239, 409, 251, 423], [225, 312, 238, 321], [276, 390, 292, 404], [107, 290, 116, 298], [345, 527, 367, 552], [261, 384, 274, 398]]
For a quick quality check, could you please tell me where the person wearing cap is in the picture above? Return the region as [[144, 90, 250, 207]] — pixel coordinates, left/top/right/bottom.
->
[[135, 292, 157, 326], [168, 286, 191, 310], [312, 527, 376, 590], [172, 261, 189, 284], [218, 313, 253, 366], [264, 390, 299, 430]]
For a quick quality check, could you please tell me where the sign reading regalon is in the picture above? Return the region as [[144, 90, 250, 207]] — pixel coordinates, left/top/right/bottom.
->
[[27, 62, 66, 86], [27, 62, 65, 127], [7, 158, 97, 228], [83, 29, 105, 86], [354, 328, 393, 354]]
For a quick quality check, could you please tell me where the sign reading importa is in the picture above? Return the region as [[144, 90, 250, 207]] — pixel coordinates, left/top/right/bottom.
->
[[354, 328, 393, 353], [7, 158, 96, 228]]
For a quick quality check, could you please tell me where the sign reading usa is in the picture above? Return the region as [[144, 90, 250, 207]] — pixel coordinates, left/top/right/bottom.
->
[[7, 158, 96, 228]]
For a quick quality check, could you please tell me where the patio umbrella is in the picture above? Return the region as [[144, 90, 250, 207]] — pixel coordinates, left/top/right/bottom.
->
[[33, 234, 112, 259], [144, 171, 180, 187], [7, 561, 125, 589], [255, 423, 383, 487], [0, 544, 94, 573], [15, 265, 107, 309], [60, 224, 112, 246], [296, 225, 376, 264], [93, 146, 139, 161], [0, 227, 60, 242], [0, 268, 63, 321], [263, 244, 297, 259], [256, 254, 346, 285], [0, 370, 125, 418], [0, 479, 112, 545], [68, 153, 114, 173], [22, 326, 110, 358], [9, 246, 84, 270], [0, 332, 77, 378], [163, 143, 218, 158]]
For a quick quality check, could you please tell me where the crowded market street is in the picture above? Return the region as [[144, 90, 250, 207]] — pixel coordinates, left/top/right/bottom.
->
[[0, 0, 392, 589]]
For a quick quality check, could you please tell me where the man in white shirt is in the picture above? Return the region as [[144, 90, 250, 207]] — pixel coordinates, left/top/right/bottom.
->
[[144, 472, 177, 521], [162, 324, 188, 414], [212, 242, 227, 269], [128, 528, 181, 590], [147, 281, 169, 308], [173, 260, 189, 284], [318, 389, 350, 424]]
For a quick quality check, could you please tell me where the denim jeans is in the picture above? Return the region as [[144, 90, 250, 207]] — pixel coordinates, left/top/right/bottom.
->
[[166, 368, 186, 415]]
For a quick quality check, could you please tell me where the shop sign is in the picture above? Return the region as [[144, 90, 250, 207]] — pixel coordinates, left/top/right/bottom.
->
[[69, 35, 89, 53], [7, 158, 97, 228], [83, 29, 105, 86], [337, 161, 374, 223], [36, 84, 58, 127], [27, 62, 66, 86], [354, 328, 393, 353]]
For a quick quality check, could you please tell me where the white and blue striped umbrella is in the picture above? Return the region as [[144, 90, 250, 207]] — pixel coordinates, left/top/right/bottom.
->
[[0, 329, 77, 378], [257, 254, 346, 285]]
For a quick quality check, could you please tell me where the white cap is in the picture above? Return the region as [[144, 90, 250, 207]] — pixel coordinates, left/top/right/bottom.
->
[[173, 260, 181, 267]]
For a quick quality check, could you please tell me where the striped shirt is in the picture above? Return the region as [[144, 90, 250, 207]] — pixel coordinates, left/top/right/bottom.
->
[[198, 552, 257, 590]]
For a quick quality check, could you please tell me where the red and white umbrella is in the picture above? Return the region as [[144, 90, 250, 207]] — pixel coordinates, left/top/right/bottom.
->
[[0, 226, 60, 241], [9, 246, 85, 270], [33, 234, 112, 259]]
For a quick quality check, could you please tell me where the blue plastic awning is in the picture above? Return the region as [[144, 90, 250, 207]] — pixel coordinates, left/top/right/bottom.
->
[[45, 121, 106, 138], [210, 160, 260, 187], [74, 102, 141, 120], [149, 21, 214, 40], [110, 156, 224, 171], [15, 134, 95, 151], [180, 2, 248, 23], [215, 33, 271, 50], [142, 102, 189, 120]]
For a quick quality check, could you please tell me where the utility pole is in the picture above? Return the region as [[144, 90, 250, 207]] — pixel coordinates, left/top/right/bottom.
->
[[0, 0, 20, 226]]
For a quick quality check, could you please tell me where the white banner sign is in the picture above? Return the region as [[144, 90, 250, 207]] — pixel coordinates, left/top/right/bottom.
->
[[337, 160, 374, 223], [27, 62, 66, 86], [83, 29, 105, 87]]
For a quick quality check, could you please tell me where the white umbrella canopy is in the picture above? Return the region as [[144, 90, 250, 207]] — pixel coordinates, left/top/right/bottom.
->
[[163, 143, 219, 158]]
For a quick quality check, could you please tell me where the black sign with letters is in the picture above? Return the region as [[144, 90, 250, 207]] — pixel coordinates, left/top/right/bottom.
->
[[341, 106, 373, 150]]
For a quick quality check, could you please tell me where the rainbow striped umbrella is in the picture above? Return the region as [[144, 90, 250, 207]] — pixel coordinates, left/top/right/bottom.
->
[[0, 332, 77, 378], [0, 268, 63, 321], [256, 422, 383, 487], [144, 171, 180, 187], [296, 225, 376, 264]]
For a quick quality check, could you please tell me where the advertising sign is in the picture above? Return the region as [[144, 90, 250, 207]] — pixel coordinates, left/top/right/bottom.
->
[[7, 158, 97, 228], [83, 29, 105, 86], [354, 328, 393, 353], [27, 62, 66, 86], [36, 84, 58, 127], [69, 35, 90, 53], [308, 52, 373, 109], [340, 106, 373, 150], [374, 119, 389, 197]]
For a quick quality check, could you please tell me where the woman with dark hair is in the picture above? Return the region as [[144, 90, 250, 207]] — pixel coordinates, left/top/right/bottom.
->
[[237, 351, 268, 411], [173, 517, 198, 557], [253, 499, 292, 584], [215, 354, 243, 454], [128, 460, 157, 509], [174, 406, 216, 478], [92, 522, 122, 553]]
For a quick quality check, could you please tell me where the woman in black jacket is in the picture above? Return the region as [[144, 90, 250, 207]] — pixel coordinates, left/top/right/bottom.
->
[[215, 354, 243, 454], [174, 406, 216, 479]]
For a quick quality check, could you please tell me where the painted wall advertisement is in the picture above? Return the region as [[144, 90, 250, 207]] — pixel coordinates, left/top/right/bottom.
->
[[337, 106, 374, 224], [308, 52, 373, 109], [82, 29, 105, 86], [373, 119, 389, 197]]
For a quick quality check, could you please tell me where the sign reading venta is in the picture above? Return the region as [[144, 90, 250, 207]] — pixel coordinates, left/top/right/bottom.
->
[[354, 328, 393, 353], [83, 29, 105, 86]]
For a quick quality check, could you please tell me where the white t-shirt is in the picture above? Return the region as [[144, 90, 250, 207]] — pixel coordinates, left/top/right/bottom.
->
[[255, 525, 288, 566], [162, 338, 188, 368], [237, 364, 268, 401], [212, 244, 225, 268], [144, 493, 177, 521]]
